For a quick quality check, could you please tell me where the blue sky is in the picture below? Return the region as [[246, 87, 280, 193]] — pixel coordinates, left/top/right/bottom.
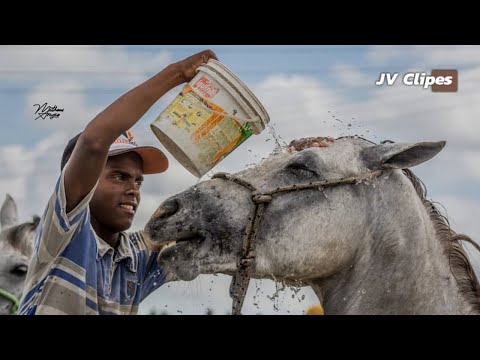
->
[[1, 45, 479, 314]]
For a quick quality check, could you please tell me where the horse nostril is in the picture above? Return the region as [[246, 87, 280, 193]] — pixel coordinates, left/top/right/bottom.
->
[[153, 198, 179, 219], [10, 264, 28, 277]]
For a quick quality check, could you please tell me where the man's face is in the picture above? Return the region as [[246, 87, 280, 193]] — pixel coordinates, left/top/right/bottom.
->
[[90, 152, 144, 233]]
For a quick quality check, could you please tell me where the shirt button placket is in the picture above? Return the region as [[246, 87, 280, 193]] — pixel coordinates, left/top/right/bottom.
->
[[104, 254, 112, 297]]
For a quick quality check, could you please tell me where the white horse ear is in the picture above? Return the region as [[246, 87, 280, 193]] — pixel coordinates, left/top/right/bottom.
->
[[1, 194, 19, 229], [362, 141, 446, 170]]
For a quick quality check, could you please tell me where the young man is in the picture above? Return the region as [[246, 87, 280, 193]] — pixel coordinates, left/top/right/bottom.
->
[[18, 49, 218, 315]]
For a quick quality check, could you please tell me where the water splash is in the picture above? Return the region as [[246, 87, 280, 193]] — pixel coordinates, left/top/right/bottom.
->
[[266, 278, 286, 312], [267, 124, 287, 154], [252, 279, 264, 310], [289, 284, 303, 302]]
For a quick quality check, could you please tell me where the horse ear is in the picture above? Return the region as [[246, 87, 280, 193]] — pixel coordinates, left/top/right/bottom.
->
[[1, 194, 19, 229], [362, 141, 446, 170]]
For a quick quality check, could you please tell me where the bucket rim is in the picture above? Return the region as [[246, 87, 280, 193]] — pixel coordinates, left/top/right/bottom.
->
[[208, 59, 270, 118], [198, 60, 270, 128]]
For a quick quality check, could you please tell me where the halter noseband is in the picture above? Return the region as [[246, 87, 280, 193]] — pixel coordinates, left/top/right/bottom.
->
[[212, 169, 384, 315]]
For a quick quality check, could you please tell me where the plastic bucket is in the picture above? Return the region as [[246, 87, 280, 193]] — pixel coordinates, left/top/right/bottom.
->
[[150, 59, 270, 178]]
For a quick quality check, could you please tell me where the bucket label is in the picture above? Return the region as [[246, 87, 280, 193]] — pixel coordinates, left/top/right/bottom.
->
[[193, 76, 220, 99], [159, 84, 253, 168]]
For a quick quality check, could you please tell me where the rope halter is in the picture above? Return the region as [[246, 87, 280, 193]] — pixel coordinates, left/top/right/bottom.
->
[[212, 169, 384, 315]]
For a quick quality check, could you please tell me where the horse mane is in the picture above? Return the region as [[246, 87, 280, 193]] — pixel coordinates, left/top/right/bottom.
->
[[403, 169, 480, 313]]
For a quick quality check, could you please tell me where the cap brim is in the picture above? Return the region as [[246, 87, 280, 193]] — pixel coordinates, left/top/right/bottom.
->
[[108, 146, 169, 174]]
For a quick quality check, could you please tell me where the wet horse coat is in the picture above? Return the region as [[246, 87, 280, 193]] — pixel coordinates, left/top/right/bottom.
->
[[146, 137, 480, 314]]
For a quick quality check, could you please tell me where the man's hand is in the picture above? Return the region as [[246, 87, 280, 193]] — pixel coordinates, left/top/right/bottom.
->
[[288, 136, 335, 153], [175, 49, 218, 83]]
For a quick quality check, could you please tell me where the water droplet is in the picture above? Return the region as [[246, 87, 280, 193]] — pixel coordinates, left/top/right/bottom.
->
[[361, 289, 366, 294], [387, 289, 391, 293], [153, 282, 157, 286], [343, 297, 347, 301]]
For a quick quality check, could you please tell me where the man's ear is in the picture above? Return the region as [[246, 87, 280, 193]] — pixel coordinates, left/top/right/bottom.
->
[[1, 194, 18, 229], [361, 141, 446, 170]]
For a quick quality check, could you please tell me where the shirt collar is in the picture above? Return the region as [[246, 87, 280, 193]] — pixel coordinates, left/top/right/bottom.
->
[[95, 231, 137, 272]]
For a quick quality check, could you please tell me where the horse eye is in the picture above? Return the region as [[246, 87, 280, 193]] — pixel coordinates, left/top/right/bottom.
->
[[11, 264, 28, 277], [287, 164, 317, 177]]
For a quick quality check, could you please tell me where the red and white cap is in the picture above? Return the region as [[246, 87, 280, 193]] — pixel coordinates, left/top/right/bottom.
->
[[108, 130, 168, 174]]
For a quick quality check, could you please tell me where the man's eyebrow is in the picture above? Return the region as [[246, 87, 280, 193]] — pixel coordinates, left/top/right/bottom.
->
[[110, 169, 143, 181]]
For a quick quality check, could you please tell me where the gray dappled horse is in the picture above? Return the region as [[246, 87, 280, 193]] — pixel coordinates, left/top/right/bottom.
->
[[0, 195, 38, 315], [146, 137, 480, 315]]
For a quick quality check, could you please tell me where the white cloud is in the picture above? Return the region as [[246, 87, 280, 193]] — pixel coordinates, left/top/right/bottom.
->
[[333, 63, 372, 88], [366, 45, 416, 64], [367, 45, 480, 67], [0, 131, 67, 221], [0, 45, 172, 86]]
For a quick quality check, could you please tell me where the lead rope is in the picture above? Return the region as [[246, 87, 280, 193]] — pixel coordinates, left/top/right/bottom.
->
[[0, 289, 20, 315], [212, 170, 384, 315]]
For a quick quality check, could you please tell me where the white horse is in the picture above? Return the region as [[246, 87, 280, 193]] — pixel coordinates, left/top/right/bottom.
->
[[0, 195, 38, 314], [145, 137, 480, 314]]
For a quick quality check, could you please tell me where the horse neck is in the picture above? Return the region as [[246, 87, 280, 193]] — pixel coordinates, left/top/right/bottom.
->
[[310, 171, 473, 315]]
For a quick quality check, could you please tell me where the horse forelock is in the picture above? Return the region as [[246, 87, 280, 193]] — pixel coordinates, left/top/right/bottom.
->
[[403, 168, 480, 313]]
